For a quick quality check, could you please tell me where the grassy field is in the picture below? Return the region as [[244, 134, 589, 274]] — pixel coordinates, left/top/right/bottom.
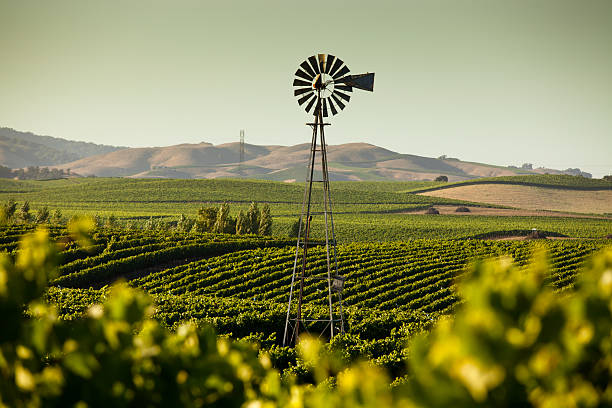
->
[[1, 177, 611, 240]]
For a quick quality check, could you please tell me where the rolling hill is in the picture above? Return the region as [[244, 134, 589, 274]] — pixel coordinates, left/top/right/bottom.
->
[[55, 141, 544, 181], [0, 127, 125, 168], [0, 127, 597, 182]]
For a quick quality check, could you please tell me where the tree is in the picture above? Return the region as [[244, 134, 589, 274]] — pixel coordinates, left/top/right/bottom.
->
[[434, 175, 448, 182], [35, 206, 50, 223], [176, 214, 194, 232], [52, 208, 63, 224], [214, 203, 230, 233], [246, 202, 260, 234], [223, 216, 237, 234], [18, 201, 31, 223], [3, 199, 17, 221], [236, 210, 248, 235], [195, 206, 218, 232], [604, 175, 612, 182], [0, 165, 12, 178], [258, 204, 272, 236]]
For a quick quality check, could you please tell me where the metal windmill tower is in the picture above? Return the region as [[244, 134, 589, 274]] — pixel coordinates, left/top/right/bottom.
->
[[283, 54, 374, 346]]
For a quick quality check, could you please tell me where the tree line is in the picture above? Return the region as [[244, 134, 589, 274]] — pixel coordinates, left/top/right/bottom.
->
[[0, 199, 273, 236], [0, 165, 71, 180], [0, 200, 61, 225], [182, 202, 272, 235]]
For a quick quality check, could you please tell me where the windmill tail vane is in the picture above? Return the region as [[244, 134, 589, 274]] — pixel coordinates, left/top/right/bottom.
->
[[283, 54, 374, 346]]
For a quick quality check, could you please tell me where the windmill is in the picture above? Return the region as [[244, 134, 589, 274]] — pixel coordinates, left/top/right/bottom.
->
[[283, 54, 374, 346]]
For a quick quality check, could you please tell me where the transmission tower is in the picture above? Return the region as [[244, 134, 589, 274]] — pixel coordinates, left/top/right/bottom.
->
[[283, 54, 374, 346], [239, 129, 245, 176]]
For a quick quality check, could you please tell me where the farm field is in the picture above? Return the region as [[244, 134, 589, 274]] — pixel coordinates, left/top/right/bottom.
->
[[2, 176, 612, 404], [1, 223, 609, 378], [2, 174, 611, 385], [420, 184, 612, 214], [1, 176, 611, 240]]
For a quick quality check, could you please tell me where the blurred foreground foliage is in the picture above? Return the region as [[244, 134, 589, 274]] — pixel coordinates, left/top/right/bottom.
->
[[1, 222, 611, 407]]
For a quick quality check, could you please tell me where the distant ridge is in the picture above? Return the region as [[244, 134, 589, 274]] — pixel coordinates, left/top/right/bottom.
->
[[0, 127, 595, 181], [0, 127, 125, 168], [54, 141, 557, 182]]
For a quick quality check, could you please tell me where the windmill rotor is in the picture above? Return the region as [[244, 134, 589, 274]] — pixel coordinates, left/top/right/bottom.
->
[[292, 54, 374, 117]]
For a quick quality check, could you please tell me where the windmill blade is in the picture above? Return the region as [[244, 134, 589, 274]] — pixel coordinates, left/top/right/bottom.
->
[[334, 90, 351, 102], [295, 68, 313, 81], [300, 60, 316, 78], [331, 93, 346, 110], [328, 97, 338, 115], [294, 87, 312, 97], [322, 99, 328, 117], [325, 55, 336, 74], [305, 95, 317, 114], [335, 84, 353, 93], [318, 54, 326, 74], [335, 73, 375, 92], [293, 79, 312, 87], [329, 57, 344, 77], [297, 93, 314, 106], [308, 55, 320, 75], [332, 65, 350, 79]]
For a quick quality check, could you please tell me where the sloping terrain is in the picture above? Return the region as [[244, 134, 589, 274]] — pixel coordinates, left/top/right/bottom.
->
[[55, 141, 535, 181], [0, 127, 124, 168], [420, 184, 612, 214], [0, 135, 77, 168], [1, 127, 599, 182]]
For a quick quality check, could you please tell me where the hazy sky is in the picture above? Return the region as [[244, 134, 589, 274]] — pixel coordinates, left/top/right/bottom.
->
[[1, 0, 611, 177]]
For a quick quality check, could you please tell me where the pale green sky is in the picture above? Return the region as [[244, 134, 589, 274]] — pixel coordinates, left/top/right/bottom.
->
[[1, 0, 611, 177]]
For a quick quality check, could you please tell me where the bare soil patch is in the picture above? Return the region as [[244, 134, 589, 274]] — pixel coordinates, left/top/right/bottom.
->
[[419, 184, 612, 214]]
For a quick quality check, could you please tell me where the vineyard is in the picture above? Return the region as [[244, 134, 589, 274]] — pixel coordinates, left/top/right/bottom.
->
[[0, 223, 601, 376], [2, 177, 611, 242], [1, 174, 611, 399]]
